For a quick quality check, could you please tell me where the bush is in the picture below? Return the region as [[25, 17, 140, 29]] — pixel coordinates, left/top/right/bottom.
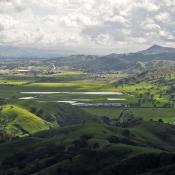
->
[[158, 119, 163, 123], [122, 129, 130, 137], [108, 136, 120, 143]]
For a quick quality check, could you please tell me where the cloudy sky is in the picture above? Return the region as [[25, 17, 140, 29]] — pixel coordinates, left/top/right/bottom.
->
[[0, 0, 175, 54]]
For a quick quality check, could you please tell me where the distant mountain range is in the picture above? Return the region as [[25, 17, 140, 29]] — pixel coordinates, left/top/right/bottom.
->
[[0, 44, 175, 59], [0, 45, 77, 58], [1, 44, 175, 72], [47, 45, 175, 72]]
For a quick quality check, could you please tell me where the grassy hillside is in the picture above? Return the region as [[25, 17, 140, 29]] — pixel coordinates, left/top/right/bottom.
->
[[1, 121, 175, 174], [0, 105, 51, 137], [11, 100, 98, 127], [0, 100, 98, 139]]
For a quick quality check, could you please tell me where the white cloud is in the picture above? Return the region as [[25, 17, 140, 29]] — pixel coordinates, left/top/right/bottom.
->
[[0, 0, 175, 53], [155, 12, 170, 22], [106, 15, 128, 24], [159, 30, 174, 40]]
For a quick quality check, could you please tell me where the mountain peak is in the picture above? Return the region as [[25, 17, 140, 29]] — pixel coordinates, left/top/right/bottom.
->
[[140, 45, 175, 55], [149, 44, 163, 49]]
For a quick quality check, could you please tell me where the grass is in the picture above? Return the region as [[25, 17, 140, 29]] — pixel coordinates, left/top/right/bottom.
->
[[2, 120, 175, 174], [50, 71, 85, 77], [0, 105, 50, 137], [0, 79, 28, 85], [107, 143, 162, 155], [25, 82, 107, 90], [82, 107, 175, 123]]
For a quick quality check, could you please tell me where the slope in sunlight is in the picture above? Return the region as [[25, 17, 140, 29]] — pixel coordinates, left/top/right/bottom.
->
[[0, 105, 51, 137]]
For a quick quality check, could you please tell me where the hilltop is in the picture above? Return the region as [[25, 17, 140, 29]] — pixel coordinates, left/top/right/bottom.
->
[[0, 105, 51, 138], [139, 44, 175, 55]]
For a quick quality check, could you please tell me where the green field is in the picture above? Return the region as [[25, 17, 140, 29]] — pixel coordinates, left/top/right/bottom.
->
[[83, 107, 175, 123], [0, 68, 174, 126]]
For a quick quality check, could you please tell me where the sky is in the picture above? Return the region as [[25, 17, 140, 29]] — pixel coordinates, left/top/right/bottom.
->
[[0, 0, 175, 54]]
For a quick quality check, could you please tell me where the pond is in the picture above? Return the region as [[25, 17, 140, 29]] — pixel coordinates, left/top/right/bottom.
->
[[19, 91, 127, 107], [20, 91, 123, 95]]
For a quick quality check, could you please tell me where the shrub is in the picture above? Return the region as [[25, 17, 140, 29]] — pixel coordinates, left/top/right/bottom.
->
[[122, 129, 130, 137]]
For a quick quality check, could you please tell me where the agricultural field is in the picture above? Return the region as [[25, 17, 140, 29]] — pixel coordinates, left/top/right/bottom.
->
[[0, 63, 174, 126], [0, 65, 131, 106]]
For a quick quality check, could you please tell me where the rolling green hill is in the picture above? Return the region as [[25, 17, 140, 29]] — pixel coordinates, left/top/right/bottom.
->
[[0, 101, 98, 139], [0, 105, 51, 138], [11, 100, 98, 127], [1, 121, 175, 174]]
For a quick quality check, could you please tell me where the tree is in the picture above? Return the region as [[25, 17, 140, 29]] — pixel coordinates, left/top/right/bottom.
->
[[158, 119, 163, 123]]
